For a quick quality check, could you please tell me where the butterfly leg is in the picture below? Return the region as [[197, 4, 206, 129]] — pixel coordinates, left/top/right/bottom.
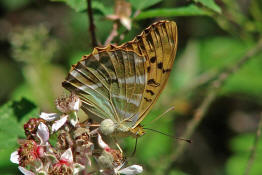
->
[[113, 138, 123, 153]]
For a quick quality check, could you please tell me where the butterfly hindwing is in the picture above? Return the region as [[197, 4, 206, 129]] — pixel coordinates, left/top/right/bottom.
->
[[63, 49, 147, 127], [63, 20, 177, 131]]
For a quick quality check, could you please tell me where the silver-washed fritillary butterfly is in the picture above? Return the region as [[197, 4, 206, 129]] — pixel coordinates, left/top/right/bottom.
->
[[62, 20, 178, 137]]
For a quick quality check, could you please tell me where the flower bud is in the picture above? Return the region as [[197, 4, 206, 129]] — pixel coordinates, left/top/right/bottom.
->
[[56, 93, 81, 114], [24, 118, 46, 140], [97, 150, 114, 169], [18, 140, 41, 166]]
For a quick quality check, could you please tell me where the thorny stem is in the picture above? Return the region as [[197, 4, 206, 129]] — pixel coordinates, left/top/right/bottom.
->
[[164, 38, 262, 174], [87, 0, 97, 47], [244, 113, 262, 175]]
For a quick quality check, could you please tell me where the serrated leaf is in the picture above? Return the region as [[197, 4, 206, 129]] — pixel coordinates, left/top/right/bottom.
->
[[0, 98, 38, 149], [129, 0, 162, 10], [194, 0, 221, 13], [0, 117, 21, 148], [135, 4, 210, 20]]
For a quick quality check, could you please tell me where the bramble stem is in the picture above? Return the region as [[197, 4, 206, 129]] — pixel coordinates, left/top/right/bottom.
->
[[87, 0, 97, 47]]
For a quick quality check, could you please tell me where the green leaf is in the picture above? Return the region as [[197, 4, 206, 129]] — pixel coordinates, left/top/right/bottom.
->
[[0, 98, 38, 149], [92, 1, 113, 15], [135, 4, 210, 20], [0, 117, 21, 149], [171, 40, 199, 90], [226, 134, 262, 175], [51, 0, 87, 12], [194, 0, 221, 13], [0, 147, 19, 169], [221, 54, 262, 98], [0, 0, 30, 11], [199, 37, 262, 98], [169, 170, 189, 175], [129, 0, 162, 10], [50, 0, 111, 14]]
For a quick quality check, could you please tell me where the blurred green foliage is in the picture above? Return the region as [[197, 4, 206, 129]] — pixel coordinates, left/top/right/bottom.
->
[[0, 98, 39, 174], [0, 0, 262, 174], [226, 134, 262, 175]]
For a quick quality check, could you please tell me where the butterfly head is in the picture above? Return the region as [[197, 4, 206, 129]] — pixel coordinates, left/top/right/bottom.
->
[[129, 124, 145, 138]]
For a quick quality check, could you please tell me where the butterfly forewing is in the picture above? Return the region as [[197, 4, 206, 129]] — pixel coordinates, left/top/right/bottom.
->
[[120, 21, 178, 128]]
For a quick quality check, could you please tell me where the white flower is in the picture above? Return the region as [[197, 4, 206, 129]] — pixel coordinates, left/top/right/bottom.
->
[[18, 166, 35, 175], [61, 148, 73, 163], [40, 112, 59, 121], [56, 93, 81, 113], [97, 134, 110, 149], [115, 165, 143, 175], [37, 122, 49, 145], [10, 151, 19, 164], [56, 148, 84, 175], [72, 97, 81, 111], [51, 115, 68, 133]]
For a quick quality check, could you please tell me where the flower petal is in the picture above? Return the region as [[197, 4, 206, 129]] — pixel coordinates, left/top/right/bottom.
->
[[117, 165, 143, 175], [10, 151, 19, 164], [37, 122, 49, 144], [97, 134, 109, 149], [70, 118, 78, 127], [61, 148, 73, 163], [40, 112, 58, 121], [51, 115, 68, 133], [120, 17, 131, 30], [18, 166, 35, 175], [72, 98, 81, 111]]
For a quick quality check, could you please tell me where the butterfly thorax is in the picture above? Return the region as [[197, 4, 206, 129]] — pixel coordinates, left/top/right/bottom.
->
[[113, 124, 145, 138], [129, 124, 145, 137]]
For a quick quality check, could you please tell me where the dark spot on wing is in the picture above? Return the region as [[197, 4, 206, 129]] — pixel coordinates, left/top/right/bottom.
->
[[144, 29, 150, 34], [144, 97, 152, 102], [147, 79, 160, 87], [163, 69, 171, 73], [146, 89, 155, 95], [147, 66, 151, 73], [157, 62, 163, 69], [150, 56, 156, 63]]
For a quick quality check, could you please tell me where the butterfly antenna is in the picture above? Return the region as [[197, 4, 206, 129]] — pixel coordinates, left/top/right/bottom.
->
[[131, 137, 138, 157], [143, 128, 192, 143], [145, 106, 175, 126]]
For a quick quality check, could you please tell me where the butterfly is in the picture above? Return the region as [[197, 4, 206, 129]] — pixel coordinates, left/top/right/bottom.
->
[[62, 20, 178, 138]]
